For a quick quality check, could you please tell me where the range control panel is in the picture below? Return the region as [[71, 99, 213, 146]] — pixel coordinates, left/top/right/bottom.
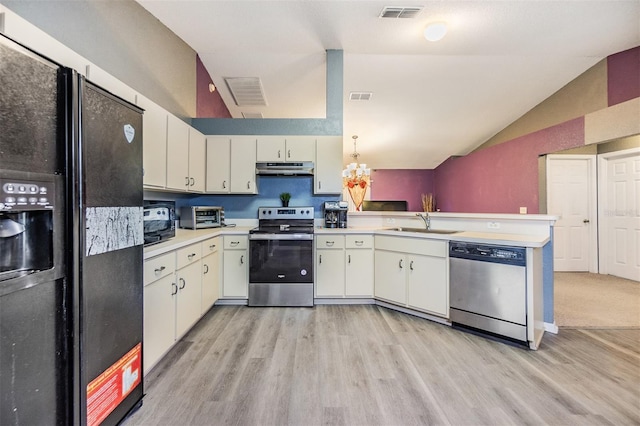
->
[[0, 178, 54, 211]]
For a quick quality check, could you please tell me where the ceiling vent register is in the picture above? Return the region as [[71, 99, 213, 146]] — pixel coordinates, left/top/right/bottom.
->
[[379, 6, 424, 18], [224, 77, 268, 106]]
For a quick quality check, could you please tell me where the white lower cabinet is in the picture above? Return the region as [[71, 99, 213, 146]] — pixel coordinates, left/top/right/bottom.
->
[[201, 237, 220, 314], [315, 234, 374, 298], [222, 235, 248, 298], [175, 259, 202, 339], [374, 235, 448, 317]]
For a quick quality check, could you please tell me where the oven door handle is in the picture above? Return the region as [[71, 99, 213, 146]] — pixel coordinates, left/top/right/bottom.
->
[[249, 234, 313, 241]]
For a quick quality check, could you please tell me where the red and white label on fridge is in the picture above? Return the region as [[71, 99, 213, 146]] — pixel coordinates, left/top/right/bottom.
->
[[86, 343, 142, 426]]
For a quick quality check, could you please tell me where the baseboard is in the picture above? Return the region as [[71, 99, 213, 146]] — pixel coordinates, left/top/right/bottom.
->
[[314, 298, 375, 305], [544, 322, 558, 334], [215, 299, 248, 306]]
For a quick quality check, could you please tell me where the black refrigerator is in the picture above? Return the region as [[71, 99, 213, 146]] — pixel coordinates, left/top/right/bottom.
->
[[0, 33, 144, 426]]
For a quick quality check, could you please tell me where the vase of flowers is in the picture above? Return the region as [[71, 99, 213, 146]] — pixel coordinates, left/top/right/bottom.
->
[[279, 192, 291, 207]]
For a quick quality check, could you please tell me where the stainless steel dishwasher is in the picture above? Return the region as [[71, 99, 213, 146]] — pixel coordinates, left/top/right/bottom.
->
[[449, 241, 527, 343]]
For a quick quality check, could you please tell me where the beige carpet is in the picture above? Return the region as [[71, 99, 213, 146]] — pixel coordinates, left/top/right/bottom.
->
[[554, 272, 640, 328]]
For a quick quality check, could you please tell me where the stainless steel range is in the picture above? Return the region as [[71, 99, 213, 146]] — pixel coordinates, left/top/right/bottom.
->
[[248, 207, 314, 307]]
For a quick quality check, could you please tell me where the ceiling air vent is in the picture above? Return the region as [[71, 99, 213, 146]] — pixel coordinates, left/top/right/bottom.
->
[[224, 77, 267, 106], [379, 6, 424, 18], [242, 112, 263, 119], [349, 92, 373, 101]]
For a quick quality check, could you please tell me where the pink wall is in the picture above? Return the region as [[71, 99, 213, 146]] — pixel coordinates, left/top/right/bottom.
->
[[607, 46, 640, 106], [370, 169, 435, 211], [433, 118, 584, 213], [196, 55, 232, 118]]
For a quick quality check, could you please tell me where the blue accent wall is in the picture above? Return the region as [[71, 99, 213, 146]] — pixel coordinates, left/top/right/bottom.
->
[[178, 176, 341, 219]]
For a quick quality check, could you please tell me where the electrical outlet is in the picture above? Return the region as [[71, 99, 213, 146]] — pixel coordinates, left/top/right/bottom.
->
[[519, 207, 527, 214], [487, 221, 500, 229], [386, 218, 395, 224]]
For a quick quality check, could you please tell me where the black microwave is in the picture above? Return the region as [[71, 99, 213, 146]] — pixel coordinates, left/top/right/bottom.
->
[[143, 200, 176, 246]]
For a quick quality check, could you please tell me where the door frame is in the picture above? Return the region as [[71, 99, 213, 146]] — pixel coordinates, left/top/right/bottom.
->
[[597, 147, 640, 276], [546, 154, 598, 273]]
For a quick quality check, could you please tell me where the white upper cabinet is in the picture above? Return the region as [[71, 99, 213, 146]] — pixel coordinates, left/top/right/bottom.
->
[[256, 136, 315, 162], [138, 95, 168, 189], [315, 136, 343, 194], [230, 137, 257, 194], [188, 128, 206, 192], [166, 114, 191, 191], [206, 137, 231, 193]]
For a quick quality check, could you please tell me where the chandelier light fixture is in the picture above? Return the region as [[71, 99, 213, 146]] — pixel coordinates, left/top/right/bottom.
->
[[342, 135, 371, 211]]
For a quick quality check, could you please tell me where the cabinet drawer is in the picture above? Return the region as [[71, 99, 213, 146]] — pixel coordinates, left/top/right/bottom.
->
[[176, 243, 202, 270], [315, 235, 344, 249], [144, 252, 175, 286], [202, 237, 220, 255], [346, 234, 373, 249], [224, 235, 247, 250], [375, 235, 447, 257]]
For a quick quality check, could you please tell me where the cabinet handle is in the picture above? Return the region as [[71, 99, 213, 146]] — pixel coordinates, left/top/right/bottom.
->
[[247, 181, 251, 189], [223, 180, 227, 189], [410, 260, 414, 271], [171, 282, 178, 296], [240, 255, 244, 264], [204, 264, 209, 274], [319, 254, 322, 264], [326, 241, 334, 247], [188, 253, 196, 260], [190, 177, 195, 186], [355, 240, 363, 246], [185, 177, 189, 186], [154, 266, 166, 274], [209, 244, 216, 250], [278, 149, 281, 158], [287, 149, 291, 158], [230, 241, 239, 247], [348, 254, 351, 264], [318, 181, 322, 189], [399, 259, 403, 269]]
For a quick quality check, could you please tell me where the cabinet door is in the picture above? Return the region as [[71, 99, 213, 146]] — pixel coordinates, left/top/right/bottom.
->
[[206, 137, 231, 193], [346, 249, 374, 297], [201, 251, 220, 314], [374, 250, 407, 304], [166, 114, 190, 191], [315, 136, 343, 194], [285, 136, 315, 161], [407, 255, 448, 317], [316, 249, 345, 297], [175, 261, 202, 339], [256, 136, 285, 162], [230, 137, 257, 194], [223, 249, 248, 297], [188, 128, 206, 192], [143, 274, 176, 375], [139, 96, 168, 188]]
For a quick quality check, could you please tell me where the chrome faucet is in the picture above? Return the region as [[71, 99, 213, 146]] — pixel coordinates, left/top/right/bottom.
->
[[416, 212, 430, 230]]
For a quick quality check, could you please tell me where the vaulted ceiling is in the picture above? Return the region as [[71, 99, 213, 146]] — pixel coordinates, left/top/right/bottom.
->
[[137, 0, 640, 169]]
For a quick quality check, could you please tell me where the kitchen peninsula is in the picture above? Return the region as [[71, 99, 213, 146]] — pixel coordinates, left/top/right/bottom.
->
[[143, 211, 555, 374]]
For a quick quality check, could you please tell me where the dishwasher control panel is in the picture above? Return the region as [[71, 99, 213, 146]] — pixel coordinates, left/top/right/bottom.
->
[[449, 241, 526, 266]]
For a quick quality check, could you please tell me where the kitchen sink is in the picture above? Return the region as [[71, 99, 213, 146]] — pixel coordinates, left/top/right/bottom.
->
[[392, 227, 459, 235]]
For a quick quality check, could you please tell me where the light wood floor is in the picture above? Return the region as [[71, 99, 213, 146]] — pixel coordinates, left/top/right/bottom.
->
[[125, 305, 640, 426]]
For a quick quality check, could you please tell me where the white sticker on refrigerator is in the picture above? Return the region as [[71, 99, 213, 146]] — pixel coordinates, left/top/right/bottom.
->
[[123, 124, 135, 143], [85, 206, 143, 256]]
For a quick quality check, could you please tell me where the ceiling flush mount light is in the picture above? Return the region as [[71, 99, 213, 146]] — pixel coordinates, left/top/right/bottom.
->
[[424, 22, 447, 42], [342, 135, 371, 211]]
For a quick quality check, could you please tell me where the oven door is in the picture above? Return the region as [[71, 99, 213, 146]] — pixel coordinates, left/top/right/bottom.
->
[[249, 234, 313, 284]]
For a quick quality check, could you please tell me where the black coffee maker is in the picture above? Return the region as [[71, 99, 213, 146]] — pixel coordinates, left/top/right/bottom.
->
[[323, 201, 348, 228]]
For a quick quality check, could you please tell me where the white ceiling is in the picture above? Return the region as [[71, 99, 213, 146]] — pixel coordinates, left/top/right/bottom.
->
[[136, 0, 640, 169]]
